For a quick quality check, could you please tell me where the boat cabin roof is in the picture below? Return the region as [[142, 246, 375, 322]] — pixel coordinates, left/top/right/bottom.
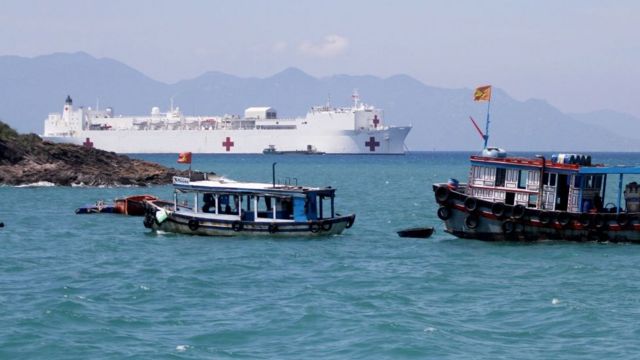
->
[[472, 155, 640, 176], [578, 166, 640, 175], [172, 176, 335, 196]]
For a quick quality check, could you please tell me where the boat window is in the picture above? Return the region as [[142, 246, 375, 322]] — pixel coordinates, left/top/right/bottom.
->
[[201, 193, 215, 213], [585, 175, 593, 188], [275, 197, 294, 220], [573, 175, 582, 188], [518, 170, 528, 189], [528, 194, 538, 208], [542, 172, 557, 187], [255, 196, 274, 219], [218, 194, 239, 215], [495, 168, 506, 187], [594, 175, 603, 189]]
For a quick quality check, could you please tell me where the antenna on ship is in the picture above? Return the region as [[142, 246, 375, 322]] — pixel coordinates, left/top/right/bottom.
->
[[470, 85, 493, 149], [351, 89, 360, 108]]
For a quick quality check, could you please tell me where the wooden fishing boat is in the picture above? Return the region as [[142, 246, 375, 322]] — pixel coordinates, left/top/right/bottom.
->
[[142, 174, 355, 237], [75, 200, 117, 214], [433, 148, 640, 242], [114, 195, 158, 216]]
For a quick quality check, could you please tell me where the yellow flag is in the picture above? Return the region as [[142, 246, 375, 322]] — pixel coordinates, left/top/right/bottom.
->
[[473, 85, 492, 102]]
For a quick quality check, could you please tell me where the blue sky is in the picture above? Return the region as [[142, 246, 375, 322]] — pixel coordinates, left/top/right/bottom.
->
[[1, 0, 638, 117]]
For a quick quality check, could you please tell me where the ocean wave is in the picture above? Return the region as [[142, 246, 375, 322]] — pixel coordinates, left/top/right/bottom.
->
[[14, 181, 56, 187]]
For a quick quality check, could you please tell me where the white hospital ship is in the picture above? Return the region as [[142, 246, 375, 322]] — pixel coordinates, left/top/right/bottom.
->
[[42, 93, 411, 154]]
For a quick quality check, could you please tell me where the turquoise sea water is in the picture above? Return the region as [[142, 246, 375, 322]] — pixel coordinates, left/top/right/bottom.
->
[[2, 152, 640, 359]]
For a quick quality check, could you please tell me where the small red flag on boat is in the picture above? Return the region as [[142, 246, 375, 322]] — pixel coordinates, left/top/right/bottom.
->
[[177, 152, 192, 164], [473, 85, 492, 102]]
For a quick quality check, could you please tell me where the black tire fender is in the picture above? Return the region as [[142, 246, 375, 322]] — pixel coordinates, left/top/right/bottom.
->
[[579, 213, 591, 227], [512, 204, 526, 219], [538, 211, 551, 225], [616, 213, 629, 227], [310, 223, 320, 233], [491, 202, 506, 217], [232, 221, 243, 232], [501, 220, 515, 234], [437, 206, 452, 220], [188, 219, 199, 231], [321, 221, 332, 231], [593, 214, 606, 229], [143, 213, 155, 229], [464, 197, 478, 212], [464, 214, 479, 229], [268, 223, 278, 234], [435, 186, 450, 203], [557, 212, 571, 227]]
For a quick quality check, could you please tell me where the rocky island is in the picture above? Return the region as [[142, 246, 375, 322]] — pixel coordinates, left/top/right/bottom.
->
[[0, 121, 189, 186]]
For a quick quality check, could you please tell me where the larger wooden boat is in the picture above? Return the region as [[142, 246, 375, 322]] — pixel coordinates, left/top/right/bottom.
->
[[433, 148, 640, 242], [143, 174, 355, 237]]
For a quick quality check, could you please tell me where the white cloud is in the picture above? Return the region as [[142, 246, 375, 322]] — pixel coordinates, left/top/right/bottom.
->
[[298, 35, 349, 58], [271, 41, 288, 53]]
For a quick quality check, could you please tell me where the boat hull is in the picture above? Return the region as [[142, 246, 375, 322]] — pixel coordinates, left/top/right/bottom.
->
[[433, 184, 640, 243], [42, 127, 410, 154], [143, 201, 355, 237], [114, 195, 158, 216]]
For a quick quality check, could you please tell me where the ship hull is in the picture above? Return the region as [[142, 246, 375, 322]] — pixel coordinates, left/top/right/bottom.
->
[[42, 127, 411, 154], [433, 184, 640, 243]]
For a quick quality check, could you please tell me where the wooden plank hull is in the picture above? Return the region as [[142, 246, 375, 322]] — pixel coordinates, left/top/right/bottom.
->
[[433, 184, 640, 242]]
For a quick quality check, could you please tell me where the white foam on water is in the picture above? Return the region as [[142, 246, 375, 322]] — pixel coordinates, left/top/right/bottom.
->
[[424, 327, 436, 332], [176, 345, 189, 352], [15, 181, 56, 187], [551, 298, 560, 305]]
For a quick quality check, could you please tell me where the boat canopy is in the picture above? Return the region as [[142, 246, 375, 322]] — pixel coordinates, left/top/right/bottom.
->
[[578, 166, 640, 214], [172, 176, 336, 197], [579, 166, 640, 175]]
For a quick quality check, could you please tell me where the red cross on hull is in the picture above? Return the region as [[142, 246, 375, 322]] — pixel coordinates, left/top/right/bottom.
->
[[222, 137, 235, 151], [83, 137, 93, 149], [365, 136, 380, 152]]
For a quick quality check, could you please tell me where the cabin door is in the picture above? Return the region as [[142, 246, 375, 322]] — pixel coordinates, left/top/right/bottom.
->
[[555, 174, 569, 211]]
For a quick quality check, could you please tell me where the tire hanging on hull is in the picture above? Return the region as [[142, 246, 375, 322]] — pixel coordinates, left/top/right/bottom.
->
[[464, 214, 479, 229], [437, 206, 452, 220]]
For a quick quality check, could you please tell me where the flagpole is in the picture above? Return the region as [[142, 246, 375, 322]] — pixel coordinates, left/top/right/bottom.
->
[[483, 98, 491, 149]]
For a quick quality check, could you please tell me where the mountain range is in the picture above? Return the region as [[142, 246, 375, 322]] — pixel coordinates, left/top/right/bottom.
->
[[1, 52, 639, 151]]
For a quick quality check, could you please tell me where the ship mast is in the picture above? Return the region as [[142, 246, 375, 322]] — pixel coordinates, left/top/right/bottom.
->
[[483, 97, 491, 149], [351, 89, 360, 108], [471, 85, 493, 149]]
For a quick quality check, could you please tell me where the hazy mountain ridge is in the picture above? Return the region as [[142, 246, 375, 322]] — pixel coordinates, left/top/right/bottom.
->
[[1, 52, 639, 151]]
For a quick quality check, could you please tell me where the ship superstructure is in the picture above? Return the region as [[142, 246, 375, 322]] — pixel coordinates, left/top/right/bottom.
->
[[43, 93, 411, 154]]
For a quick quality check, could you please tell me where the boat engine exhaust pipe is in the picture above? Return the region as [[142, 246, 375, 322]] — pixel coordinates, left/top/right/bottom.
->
[[272, 162, 277, 187]]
